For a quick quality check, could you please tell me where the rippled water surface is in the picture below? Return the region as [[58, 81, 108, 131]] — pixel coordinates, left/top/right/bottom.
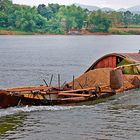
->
[[0, 35, 140, 140]]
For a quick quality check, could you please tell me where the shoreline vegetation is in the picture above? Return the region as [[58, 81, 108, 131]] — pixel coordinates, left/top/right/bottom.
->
[[0, 28, 140, 35], [0, 0, 140, 35]]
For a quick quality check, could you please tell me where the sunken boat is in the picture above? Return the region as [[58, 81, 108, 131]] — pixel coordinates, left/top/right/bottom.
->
[[0, 52, 139, 108]]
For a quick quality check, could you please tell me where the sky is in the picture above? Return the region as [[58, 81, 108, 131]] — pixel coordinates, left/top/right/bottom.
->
[[12, 0, 140, 10]]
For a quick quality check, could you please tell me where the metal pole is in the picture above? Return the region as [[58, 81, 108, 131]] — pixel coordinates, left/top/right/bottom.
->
[[73, 75, 75, 90], [49, 74, 53, 86], [43, 79, 48, 87], [58, 74, 60, 90]]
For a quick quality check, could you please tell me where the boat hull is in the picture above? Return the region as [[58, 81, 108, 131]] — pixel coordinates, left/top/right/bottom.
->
[[0, 91, 115, 108], [0, 93, 20, 108]]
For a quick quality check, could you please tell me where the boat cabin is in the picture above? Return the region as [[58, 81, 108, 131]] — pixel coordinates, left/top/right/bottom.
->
[[86, 52, 140, 72]]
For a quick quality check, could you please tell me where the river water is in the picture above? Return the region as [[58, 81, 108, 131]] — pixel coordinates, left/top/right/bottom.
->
[[0, 35, 140, 140]]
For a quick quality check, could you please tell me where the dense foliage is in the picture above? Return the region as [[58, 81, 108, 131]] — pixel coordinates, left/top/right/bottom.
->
[[0, 0, 140, 34]]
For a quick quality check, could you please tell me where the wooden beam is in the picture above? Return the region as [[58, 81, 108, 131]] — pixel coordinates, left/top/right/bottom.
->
[[58, 92, 91, 97], [5, 86, 52, 92]]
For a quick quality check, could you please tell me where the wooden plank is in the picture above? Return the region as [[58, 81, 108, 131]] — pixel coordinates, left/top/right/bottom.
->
[[61, 85, 110, 93], [61, 88, 95, 93], [40, 91, 58, 95], [60, 97, 86, 101], [58, 92, 91, 97], [5, 86, 52, 92]]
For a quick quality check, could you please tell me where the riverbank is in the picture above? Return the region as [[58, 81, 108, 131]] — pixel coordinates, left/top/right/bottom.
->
[[0, 30, 34, 35], [0, 28, 140, 35], [0, 29, 109, 35], [110, 27, 140, 35]]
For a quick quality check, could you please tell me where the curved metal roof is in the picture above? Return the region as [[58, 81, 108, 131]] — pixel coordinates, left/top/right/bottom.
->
[[121, 53, 140, 62], [86, 52, 140, 72]]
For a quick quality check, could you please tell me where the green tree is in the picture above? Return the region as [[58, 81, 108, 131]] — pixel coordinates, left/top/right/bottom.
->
[[123, 11, 133, 27], [89, 12, 111, 32], [48, 3, 60, 14], [56, 5, 87, 32], [105, 11, 123, 27], [0, 12, 8, 27], [37, 4, 53, 20], [0, 0, 12, 12], [1, 1, 140, 34], [133, 14, 140, 25], [45, 19, 64, 34], [56, 6, 76, 32], [10, 5, 48, 32]]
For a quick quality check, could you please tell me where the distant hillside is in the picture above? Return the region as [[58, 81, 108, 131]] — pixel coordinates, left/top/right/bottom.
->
[[74, 3, 100, 11], [118, 8, 127, 12], [75, 3, 114, 11], [101, 7, 114, 12], [127, 5, 140, 13], [74, 3, 140, 13]]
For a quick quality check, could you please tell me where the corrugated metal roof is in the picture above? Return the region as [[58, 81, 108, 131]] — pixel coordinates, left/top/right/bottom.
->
[[120, 53, 140, 62], [86, 52, 140, 72]]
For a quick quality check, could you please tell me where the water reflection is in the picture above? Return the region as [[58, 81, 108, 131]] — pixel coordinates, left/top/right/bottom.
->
[[0, 113, 26, 139]]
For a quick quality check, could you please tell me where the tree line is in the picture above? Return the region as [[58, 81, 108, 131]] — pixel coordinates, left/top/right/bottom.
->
[[0, 0, 140, 34]]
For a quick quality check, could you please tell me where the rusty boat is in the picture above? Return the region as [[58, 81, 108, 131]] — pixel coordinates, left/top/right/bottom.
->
[[0, 52, 139, 108]]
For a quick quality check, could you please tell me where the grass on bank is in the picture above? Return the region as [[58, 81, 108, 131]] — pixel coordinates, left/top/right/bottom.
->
[[0, 27, 34, 35], [110, 28, 140, 35]]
